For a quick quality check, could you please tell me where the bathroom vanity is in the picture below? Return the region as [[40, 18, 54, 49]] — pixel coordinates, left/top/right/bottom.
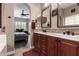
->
[[33, 31, 79, 56]]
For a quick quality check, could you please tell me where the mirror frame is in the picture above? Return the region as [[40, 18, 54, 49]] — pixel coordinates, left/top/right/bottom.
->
[[41, 5, 51, 28]]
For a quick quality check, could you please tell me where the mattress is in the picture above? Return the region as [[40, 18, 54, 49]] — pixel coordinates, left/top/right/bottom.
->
[[14, 32, 28, 41]]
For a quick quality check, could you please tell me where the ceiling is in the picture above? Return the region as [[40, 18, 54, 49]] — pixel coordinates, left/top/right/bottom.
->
[[14, 3, 30, 19]]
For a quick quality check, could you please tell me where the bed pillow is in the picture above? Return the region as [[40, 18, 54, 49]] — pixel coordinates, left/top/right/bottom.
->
[[16, 29, 24, 32]]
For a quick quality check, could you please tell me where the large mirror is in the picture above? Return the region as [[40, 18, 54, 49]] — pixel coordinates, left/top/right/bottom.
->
[[58, 3, 79, 27], [41, 5, 51, 28]]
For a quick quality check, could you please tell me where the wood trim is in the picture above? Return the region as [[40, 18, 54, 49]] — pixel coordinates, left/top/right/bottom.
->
[[61, 41, 78, 47]]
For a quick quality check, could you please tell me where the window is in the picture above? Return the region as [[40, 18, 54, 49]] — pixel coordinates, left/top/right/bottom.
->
[[15, 21, 27, 30], [64, 13, 79, 26]]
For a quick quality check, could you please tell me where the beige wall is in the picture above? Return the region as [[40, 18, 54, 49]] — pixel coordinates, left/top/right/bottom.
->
[[29, 3, 41, 20], [64, 4, 79, 17], [4, 4, 15, 51], [51, 3, 58, 29], [1, 4, 15, 52]]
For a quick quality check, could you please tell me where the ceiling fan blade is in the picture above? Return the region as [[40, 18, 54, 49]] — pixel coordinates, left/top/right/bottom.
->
[[26, 14, 29, 15]]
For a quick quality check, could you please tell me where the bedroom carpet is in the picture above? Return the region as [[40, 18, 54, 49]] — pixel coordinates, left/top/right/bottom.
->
[[15, 40, 27, 49]]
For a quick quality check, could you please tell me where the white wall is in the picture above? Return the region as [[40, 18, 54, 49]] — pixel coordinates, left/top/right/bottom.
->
[[29, 3, 41, 20], [3, 4, 15, 52], [51, 3, 58, 29]]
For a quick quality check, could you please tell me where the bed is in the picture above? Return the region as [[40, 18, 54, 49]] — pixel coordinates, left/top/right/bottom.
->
[[14, 32, 28, 41], [14, 31, 29, 48]]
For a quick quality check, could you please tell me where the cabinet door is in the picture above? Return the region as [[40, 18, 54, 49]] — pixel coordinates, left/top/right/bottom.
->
[[48, 36, 57, 56], [33, 33, 37, 48], [33, 33, 41, 53], [60, 39, 79, 56], [40, 35, 48, 56]]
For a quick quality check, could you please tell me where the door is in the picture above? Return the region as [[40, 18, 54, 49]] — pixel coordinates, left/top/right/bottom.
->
[[59, 39, 79, 56]]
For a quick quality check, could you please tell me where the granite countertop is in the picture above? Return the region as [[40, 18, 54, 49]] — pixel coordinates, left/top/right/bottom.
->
[[0, 34, 6, 53], [34, 31, 79, 42]]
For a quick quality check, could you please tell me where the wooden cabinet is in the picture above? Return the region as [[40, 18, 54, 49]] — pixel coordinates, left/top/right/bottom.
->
[[40, 34, 48, 56], [33, 33, 48, 56], [33, 33, 41, 53], [58, 39, 79, 56], [33, 33, 79, 56], [48, 36, 57, 56]]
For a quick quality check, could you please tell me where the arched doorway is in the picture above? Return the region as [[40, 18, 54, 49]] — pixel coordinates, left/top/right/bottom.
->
[[14, 3, 32, 49]]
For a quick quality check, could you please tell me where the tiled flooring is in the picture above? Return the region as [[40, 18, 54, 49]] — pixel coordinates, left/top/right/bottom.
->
[[15, 47, 34, 56]]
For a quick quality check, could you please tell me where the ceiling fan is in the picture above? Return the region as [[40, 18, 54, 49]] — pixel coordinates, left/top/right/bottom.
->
[[21, 10, 29, 16]]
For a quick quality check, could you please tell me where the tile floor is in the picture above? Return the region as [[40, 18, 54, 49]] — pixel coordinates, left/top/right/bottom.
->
[[15, 47, 34, 56]]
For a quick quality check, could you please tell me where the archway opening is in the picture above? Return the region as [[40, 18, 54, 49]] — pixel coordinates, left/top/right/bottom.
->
[[14, 3, 32, 49]]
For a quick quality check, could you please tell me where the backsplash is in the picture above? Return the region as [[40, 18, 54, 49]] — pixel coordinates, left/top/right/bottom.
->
[[34, 28, 79, 35]]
